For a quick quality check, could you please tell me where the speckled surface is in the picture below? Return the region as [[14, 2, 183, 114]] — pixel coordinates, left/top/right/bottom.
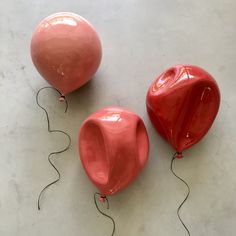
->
[[0, 0, 236, 235]]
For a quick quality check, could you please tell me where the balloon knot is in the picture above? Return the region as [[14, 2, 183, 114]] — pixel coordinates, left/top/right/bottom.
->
[[99, 195, 106, 203], [59, 95, 65, 102], [176, 152, 183, 158]]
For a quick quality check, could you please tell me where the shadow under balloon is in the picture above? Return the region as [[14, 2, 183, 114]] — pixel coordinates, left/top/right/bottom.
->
[[66, 74, 102, 120]]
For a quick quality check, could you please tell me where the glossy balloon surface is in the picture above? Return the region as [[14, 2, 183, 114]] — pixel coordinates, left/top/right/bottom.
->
[[79, 107, 149, 196], [146, 65, 220, 153], [31, 12, 102, 95]]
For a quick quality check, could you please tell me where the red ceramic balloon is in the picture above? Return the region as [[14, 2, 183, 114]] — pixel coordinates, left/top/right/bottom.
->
[[146, 65, 220, 156], [79, 107, 149, 196], [31, 12, 102, 96]]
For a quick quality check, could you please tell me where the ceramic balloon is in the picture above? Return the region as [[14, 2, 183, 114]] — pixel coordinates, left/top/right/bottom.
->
[[31, 12, 102, 96], [79, 107, 149, 196], [146, 65, 220, 157]]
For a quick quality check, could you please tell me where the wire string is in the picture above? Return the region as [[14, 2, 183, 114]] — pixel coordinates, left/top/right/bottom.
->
[[170, 153, 191, 236], [94, 192, 116, 236], [36, 87, 71, 210]]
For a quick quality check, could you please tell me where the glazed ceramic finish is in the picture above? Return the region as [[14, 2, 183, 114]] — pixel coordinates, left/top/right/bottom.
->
[[31, 12, 102, 95], [146, 65, 220, 154], [79, 107, 149, 196]]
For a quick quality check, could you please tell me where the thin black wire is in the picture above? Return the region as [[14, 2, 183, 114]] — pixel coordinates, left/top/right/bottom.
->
[[36, 87, 71, 210], [171, 153, 191, 236], [94, 192, 115, 236]]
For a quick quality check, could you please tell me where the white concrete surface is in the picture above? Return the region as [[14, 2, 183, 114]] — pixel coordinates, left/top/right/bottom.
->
[[0, 0, 236, 235]]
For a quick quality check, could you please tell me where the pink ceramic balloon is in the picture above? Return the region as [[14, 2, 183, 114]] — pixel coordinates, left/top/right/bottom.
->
[[79, 107, 149, 196], [31, 12, 102, 96]]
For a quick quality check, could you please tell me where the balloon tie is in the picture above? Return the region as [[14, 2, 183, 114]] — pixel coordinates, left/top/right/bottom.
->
[[94, 192, 115, 236], [59, 95, 66, 103], [170, 153, 191, 235], [36, 87, 71, 210]]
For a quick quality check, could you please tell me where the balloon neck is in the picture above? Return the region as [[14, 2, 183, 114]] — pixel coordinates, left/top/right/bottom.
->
[[59, 95, 65, 102], [99, 195, 106, 203], [176, 152, 183, 158]]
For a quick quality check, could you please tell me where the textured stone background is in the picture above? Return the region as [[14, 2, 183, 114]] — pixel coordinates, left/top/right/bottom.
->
[[0, 0, 235, 235]]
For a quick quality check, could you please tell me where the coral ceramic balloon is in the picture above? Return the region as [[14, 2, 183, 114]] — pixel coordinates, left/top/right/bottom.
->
[[79, 107, 149, 196], [146, 65, 220, 157], [31, 12, 102, 96]]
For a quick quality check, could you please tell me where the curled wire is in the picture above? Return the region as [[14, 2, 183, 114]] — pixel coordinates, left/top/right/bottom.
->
[[36, 87, 71, 210], [171, 153, 191, 236], [94, 192, 116, 236]]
